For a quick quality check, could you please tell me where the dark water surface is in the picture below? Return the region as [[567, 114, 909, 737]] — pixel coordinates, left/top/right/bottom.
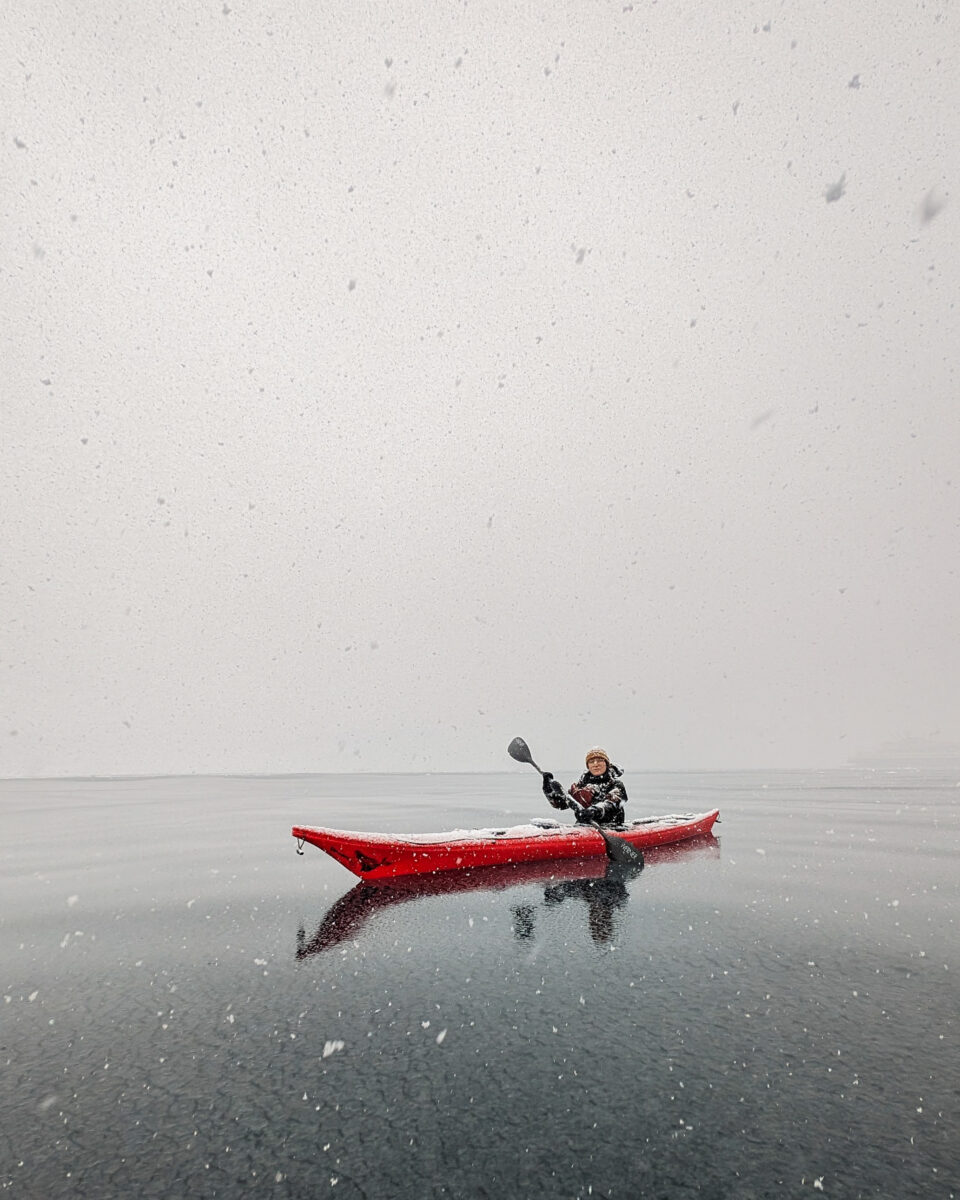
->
[[2, 770, 958, 1199]]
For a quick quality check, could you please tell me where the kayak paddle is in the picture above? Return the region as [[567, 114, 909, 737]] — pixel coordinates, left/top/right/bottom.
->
[[507, 737, 644, 869]]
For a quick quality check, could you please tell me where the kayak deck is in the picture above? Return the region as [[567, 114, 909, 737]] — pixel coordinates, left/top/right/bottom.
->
[[292, 809, 720, 880]]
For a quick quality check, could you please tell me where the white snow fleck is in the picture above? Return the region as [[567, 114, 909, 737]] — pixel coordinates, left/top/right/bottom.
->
[[67, 895, 79, 907], [322, 1039, 345, 1058], [436, 1029, 447, 1044], [28, 990, 39, 1002]]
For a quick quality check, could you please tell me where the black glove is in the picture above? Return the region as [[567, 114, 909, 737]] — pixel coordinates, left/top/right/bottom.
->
[[542, 774, 566, 810], [575, 804, 600, 824]]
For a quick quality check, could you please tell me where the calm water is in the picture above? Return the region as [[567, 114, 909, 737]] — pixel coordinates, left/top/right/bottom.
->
[[2, 770, 958, 1199]]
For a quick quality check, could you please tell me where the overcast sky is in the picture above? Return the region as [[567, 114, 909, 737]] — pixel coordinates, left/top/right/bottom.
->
[[3, 1, 958, 777]]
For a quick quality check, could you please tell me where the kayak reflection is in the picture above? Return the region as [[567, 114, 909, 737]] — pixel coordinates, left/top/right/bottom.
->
[[297, 834, 719, 959]]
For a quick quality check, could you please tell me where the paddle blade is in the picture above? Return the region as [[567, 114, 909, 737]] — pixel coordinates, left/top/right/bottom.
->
[[507, 737, 534, 765], [595, 827, 645, 869]]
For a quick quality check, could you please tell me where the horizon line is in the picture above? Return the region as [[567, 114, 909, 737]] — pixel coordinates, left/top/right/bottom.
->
[[2, 763, 940, 784]]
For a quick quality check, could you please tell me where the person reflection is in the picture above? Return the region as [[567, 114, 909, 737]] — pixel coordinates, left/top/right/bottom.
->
[[511, 861, 638, 946]]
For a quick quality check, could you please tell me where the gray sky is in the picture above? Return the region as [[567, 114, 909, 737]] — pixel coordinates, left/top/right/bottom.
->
[[3, 1, 958, 777]]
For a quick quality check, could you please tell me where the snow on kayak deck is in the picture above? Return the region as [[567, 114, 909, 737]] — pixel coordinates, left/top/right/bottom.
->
[[437, 814, 709, 841]]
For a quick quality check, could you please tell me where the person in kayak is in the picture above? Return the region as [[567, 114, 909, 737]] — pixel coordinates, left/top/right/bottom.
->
[[541, 747, 628, 826]]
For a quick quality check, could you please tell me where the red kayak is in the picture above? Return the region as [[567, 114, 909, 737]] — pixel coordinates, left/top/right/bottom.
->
[[292, 809, 720, 880]]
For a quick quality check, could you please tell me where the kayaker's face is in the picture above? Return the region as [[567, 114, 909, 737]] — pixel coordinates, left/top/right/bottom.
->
[[587, 757, 607, 777]]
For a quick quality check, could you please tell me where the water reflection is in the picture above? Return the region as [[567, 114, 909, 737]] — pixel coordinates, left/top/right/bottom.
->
[[297, 835, 719, 958], [514, 864, 635, 946]]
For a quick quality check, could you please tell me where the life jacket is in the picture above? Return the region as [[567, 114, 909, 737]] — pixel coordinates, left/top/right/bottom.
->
[[569, 765, 627, 823]]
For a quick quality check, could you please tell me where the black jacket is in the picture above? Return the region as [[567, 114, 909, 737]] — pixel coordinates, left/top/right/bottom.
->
[[543, 764, 628, 825], [570, 764, 627, 824]]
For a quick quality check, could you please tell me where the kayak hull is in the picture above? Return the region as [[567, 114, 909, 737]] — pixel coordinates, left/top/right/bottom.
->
[[292, 809, 720, 880]]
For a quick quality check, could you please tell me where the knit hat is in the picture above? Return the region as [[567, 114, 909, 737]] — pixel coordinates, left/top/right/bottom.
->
[[585, 747, 610, 766]]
